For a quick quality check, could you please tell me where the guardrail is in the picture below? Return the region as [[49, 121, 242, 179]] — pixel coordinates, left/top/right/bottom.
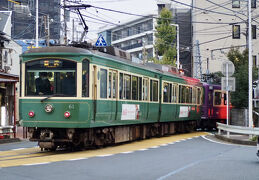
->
[[217, 122, 259, 137]]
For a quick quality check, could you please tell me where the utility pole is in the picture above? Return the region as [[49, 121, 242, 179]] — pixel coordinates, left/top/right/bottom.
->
[[194, 40, 202, 79], [72, 19, 75, 42], [63, 0, 67, 45], [248, 0, 253, 129], [44, 15, 50, 46], [35, 0, 39, 47]]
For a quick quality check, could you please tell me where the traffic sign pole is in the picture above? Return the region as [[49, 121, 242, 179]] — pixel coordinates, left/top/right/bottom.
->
[[226, 63, 230, 138]]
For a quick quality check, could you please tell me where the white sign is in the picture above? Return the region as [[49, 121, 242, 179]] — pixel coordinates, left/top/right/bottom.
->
[[222, 60, 235, 77], [121, 104, 140, 120], [179, 106, 189, 118], [221, 77, 236, 91]]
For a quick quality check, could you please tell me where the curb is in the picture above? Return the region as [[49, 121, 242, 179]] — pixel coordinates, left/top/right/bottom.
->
[[0, 138, 21, 144], [215, 134, 256, 146]]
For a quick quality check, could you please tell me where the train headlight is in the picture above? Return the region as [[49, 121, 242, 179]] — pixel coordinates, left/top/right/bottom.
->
[[64, 111, 71, 118], [28, 111, 35, 118], [45, 104, 53, 113]]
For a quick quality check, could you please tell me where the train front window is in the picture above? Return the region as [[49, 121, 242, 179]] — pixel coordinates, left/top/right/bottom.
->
[[25, 59, 77, 97]]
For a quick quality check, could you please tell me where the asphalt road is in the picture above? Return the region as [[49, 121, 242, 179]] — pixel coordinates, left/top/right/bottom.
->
[[0, 133, 258, 180]]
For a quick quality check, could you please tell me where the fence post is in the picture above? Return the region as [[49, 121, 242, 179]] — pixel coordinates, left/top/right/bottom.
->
[[218, 128, 221, 135]]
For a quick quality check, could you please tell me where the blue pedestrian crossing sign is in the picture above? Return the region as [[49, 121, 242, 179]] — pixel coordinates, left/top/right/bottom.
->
[[95, 34, 107, 47]]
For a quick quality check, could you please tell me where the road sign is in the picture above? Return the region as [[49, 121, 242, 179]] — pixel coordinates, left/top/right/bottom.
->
[[222, 60, 235, 76], [95, 34, 107, 47], [221, 77, 236, 91]]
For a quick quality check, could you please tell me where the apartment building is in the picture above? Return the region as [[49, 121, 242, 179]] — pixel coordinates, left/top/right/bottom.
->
[[99, 15, 156, 61], [193, 0, 259, 77]]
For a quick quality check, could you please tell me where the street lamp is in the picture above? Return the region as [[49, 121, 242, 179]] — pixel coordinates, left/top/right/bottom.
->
[[171, 23, 179, 70]]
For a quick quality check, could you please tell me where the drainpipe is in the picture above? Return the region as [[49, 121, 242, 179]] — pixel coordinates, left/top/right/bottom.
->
[[13, 82, 16, 138]]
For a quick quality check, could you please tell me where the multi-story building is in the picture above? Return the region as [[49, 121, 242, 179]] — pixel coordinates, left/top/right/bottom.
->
[[99, 15, 156, 61], [192, 0, 259, 77], [0, 11, 20, 139], [0, 0, 84, 44], [99, 4, 192, 76], [0, 0, 61, 40]]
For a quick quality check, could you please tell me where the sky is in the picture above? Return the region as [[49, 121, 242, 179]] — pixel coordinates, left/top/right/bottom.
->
[[69, 0, 191, 42]]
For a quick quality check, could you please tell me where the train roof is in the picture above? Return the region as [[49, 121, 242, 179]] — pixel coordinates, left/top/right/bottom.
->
[[22, 46, 202, 86], [23, 46, 92, 54]]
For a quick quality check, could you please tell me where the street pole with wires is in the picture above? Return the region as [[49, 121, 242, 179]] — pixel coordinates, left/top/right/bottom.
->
[[248, 0, 253, 130], [35, 0, 38, 47]]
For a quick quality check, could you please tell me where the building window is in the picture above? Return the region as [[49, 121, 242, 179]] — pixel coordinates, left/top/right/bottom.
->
[[232, 0, 240, 8], [253, 56, 257, 67], [252, 25, 256, 39], [232, 25, 240, 39], [252, 0, 256, 8]]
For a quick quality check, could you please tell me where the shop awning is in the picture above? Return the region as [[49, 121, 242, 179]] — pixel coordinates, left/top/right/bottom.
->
[[0, 78, 18, 83]]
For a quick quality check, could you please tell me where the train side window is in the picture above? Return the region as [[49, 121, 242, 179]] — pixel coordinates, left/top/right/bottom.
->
[[192, 88, 197, 104], [124, 74, 131, 100], [163, 82, 170, 103], [197, 88, 201, 104], [112, 72, 117, 98], [223, 93, 227, 105], [143, 78, 149, 101], [186, 87, 192, 104], [179, 85, 183, 103], [100, 69, 107, 98], [119, 73, 123, 99], [181, 86, 187, 103], [169, 84, 172, 103], [82, 60, 89, 97], [132, 76, 138, 100], [138, 77, 142, 101], [108, 72, 112, 98], [172, 84, 177, 103], [214, 91, 221, 105], [152, 80, 158, 102]]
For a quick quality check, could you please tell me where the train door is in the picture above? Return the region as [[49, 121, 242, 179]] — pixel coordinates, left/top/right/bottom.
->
[[208, 89, 213, 118], [108, 70, 118, 121], [142, 77, 149, 121], [92, 65, 98, 121]]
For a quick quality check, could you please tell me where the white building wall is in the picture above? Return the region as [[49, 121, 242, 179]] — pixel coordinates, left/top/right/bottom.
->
[[193, 0, 259, 76]]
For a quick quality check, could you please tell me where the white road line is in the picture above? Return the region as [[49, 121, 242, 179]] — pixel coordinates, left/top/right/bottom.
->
[[160, 144, 168, 146], [11, 148, 26, 151], [168, 142, 175, 145], [187, 138, 193, 140], [138, 148, 148, 151], [96, 154, 113, 157], [149, 146, 159, 149], [201, 135, 253, 147], [175, 140, 181, 143], [67, 158, 88, 161], [121, 151, 134, 154], [23, 162, 51, 166]]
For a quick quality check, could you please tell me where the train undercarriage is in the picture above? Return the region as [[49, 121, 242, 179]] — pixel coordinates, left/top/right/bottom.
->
[[28, 121, 197, 151]]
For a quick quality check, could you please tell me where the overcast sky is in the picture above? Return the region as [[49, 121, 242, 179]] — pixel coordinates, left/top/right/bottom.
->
[[72, 0, 191, 41]]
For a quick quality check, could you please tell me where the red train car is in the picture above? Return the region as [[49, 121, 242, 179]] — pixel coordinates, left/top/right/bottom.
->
[[199, 83, 230, 129]]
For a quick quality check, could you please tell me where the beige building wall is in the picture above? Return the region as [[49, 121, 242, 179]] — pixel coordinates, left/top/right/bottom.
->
[[193, 0, 259, 76]]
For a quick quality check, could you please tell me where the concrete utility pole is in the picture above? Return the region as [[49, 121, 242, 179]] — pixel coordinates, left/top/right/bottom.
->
[[35, 0, 39, 47], [64, 0, 67, 45], [248, 0, 253, 129], [44, 15, 50, 46], [170, 24, 179, 69]]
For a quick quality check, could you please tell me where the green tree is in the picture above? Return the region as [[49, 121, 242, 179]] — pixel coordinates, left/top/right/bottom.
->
[[227, 48, 258, 108], [154, 8, 177, 66]]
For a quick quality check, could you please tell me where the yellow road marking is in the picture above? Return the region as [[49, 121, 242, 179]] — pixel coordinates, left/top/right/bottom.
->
[[0, 132, 208, 168]]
